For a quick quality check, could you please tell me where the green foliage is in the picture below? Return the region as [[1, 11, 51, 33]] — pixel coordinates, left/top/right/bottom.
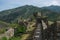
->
[[0, 21, 9, 34], [14, 25, 26, 36], [0, 21, 9, 27], [1, 37, 7, 40], [17, 25, 26, 33], [9, 23, 19, 28], [0, 28, 6, 34], [9, 37, 21, 40]]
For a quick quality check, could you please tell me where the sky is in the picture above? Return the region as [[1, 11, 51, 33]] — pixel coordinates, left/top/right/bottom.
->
[[0, 0, 60, 11]]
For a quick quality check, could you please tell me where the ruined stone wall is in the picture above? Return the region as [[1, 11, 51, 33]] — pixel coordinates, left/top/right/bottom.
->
[[0, 28, 14, 39]]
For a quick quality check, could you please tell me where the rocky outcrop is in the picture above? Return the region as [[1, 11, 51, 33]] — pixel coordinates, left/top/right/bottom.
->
[[0, 28, 14, 39]]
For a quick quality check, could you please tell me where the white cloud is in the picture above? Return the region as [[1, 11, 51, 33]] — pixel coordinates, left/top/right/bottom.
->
[[49, 0, 60, 5], [0, 0, 60, 11]]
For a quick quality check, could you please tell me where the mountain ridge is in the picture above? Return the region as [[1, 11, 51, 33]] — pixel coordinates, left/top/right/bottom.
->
[[0, 5, 60, 23], [42, 5, 60, 13]]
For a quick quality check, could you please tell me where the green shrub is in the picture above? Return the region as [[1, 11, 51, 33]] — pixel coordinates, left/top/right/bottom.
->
[[14, 25, 26, 36], [0, 28, 6, 34], [9, 37, 21, 40], [1, 37, 7, 40]]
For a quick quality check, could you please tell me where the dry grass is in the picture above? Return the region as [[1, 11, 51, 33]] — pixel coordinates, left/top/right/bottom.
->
[[48, 21, 54, 25], [20, 22, 36, 40], [27, 22, 35, 32], [20, 34, 30, 40]]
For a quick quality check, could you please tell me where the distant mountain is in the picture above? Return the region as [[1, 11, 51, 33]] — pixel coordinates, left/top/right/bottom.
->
[[0, 5, 60, 23], [42, 5, 60, 13]]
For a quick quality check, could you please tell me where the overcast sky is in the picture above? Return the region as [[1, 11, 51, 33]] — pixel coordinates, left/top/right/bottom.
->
[[0, 0, 60, 11]]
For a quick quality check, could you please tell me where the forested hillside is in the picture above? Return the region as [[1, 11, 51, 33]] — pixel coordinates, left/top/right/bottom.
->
[[0, 5, 60, 23]]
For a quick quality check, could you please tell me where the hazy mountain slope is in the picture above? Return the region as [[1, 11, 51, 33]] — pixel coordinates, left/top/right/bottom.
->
[[0, 5, 60, 23], [0, 5, 41, 23], [42, 5, 60, 13]]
